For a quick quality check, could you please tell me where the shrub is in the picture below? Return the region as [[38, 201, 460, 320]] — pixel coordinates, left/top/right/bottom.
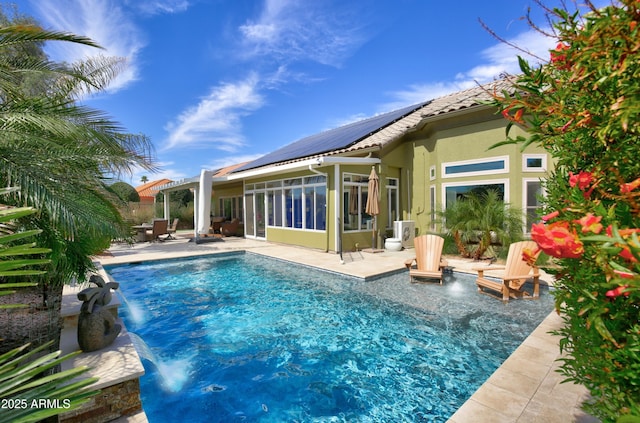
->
[[108, 182, 140, 203], [437, 189, 524, 260], [492, 1, 639, 421]]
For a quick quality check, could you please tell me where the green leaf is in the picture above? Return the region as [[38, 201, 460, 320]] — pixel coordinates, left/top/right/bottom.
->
[[617, 415, 640, 423]]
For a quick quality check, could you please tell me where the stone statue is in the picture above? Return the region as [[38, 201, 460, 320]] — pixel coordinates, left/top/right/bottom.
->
[[77, 275, 122, 352]]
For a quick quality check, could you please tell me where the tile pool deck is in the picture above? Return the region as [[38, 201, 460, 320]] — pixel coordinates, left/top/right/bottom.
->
[[98, 232, 599, 423]]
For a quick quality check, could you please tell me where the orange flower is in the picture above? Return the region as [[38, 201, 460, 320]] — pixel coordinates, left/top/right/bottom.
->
[[574, 213, 603, 234], [501, 107, 524, 124], [606, 225, 640, 238], [569, 171, 593, 190], [522, 247, 541, 266], [613, 269, 635, 279], [531, 221, 584, 259], [569, 171, 595, 198], [550, 42, 571, 69], [620, 177, 640, 193], [606, 285, 630, 298], [542, 210, 560, 222], [618, 246, 638, 263]]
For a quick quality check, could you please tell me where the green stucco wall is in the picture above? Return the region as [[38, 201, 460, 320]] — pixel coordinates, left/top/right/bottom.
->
[[392, 109, 549, 236]]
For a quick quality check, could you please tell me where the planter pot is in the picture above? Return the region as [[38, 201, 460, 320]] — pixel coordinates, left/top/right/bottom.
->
[[385, 237, 402, 251]]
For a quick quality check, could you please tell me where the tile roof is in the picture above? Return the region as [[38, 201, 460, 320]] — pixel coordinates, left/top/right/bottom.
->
[[232, 79, 511, 172], [135, 179, 173, 199], [342, 79, 510, 155]]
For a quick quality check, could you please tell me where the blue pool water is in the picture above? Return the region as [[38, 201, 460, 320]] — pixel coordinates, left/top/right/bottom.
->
[[105, 252, 554, 422]]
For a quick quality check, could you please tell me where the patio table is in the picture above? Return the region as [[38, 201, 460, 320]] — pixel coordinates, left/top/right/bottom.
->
[[132, 223, 152, 242]]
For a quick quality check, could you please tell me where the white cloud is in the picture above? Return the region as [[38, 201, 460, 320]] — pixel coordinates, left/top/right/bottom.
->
[[385, 28, 557, 110], [31, 0, 146, 93], [164, 75, 264, 151], [238, 0, 367, 67], [128, 0, 190, 15]]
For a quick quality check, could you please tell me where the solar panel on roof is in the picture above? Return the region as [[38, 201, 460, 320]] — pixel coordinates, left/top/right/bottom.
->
[[234, 100, 430, 172]]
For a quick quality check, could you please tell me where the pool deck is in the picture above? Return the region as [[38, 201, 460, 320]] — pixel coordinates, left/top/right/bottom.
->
[[98, 232, 598, 423]]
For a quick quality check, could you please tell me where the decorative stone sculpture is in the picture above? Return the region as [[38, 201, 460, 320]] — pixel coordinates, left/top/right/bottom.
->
[[77, 275, 122, 352]]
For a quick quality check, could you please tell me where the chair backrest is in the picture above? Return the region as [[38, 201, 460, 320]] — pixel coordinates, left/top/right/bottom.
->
[[504, 240, 539, 276], [222, 218, 240, 235], [413, 234, 445, 271], [169, 218, 179, 231], [152, 219, 168, 236]]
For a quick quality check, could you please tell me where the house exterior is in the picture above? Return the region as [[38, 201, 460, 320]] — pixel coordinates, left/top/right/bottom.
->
[[160, 79, 549, 252]]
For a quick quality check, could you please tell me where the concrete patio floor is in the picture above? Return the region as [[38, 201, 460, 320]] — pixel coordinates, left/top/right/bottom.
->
[[98, 231, 598, 423]]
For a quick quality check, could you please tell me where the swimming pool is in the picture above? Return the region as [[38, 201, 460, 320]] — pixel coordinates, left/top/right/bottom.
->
[[105, 252, 554, 422]]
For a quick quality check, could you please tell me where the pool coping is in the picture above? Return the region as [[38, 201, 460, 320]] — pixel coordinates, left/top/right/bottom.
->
[[96, 234, 598, 422]]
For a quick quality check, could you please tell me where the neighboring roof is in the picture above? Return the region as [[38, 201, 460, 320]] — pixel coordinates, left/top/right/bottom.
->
[[232, 78, 510, 173], [155, 162, 251, 191], [233, 101, 430, 173], [136, 179, 173, 199]]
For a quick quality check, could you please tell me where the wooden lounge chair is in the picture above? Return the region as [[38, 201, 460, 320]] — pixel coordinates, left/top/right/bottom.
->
[[145, 219, 169, 242], [404, 234, 448, 284], [165, 218, 179, 240], [474, 240, 541, 302], [221, 218, 240, 237]]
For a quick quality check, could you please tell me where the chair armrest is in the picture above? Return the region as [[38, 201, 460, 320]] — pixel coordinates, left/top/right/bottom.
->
[[503, 273, 539, 281], [404, 258, 416, 269], [471, 265, 505, 271]]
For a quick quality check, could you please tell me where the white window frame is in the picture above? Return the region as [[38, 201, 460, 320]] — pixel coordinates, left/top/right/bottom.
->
[[441, 179, 511, 211], [218, 196, 243, 221], [386, 178, 399, 229], [343, 173, 370, 233], [248, 176, 327, 232], [429, 165, 436, 181], [430, 185, 436, 231], [522, 154, 547, 172], [441, 155, 509, 179], [522, 178, 546, 234]]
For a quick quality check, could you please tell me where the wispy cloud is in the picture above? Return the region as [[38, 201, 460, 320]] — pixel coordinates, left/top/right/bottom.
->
[[128, 0, 190, 16], [384, 28, 556, 110], [164, 0, 371, 152], [30, 0, 147, 92], [237, 0, 368, 67], [164, 74, 264, 151]]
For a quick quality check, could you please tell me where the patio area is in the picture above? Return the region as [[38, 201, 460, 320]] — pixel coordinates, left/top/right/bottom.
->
[[98, 231, 598, 423]]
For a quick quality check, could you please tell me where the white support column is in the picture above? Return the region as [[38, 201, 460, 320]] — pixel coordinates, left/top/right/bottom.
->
[[334, 164, 341, 253], [197, 169, 214, 236], [163, 193, 170, 220], [193, 186, 200, 239]]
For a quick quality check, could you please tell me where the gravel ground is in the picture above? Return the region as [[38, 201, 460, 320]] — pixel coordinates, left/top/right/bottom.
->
[[0, 285, 63, 354]]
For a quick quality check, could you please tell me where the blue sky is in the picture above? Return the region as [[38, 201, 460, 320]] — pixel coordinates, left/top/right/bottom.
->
[[14, 0, 578, 185]]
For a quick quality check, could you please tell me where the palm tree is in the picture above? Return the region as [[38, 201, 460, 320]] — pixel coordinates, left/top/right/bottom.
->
[[438, 189, 524, 260], [140, 175, 149, 183], [0, 24, 156, 283], [0, 189, 50, 309]]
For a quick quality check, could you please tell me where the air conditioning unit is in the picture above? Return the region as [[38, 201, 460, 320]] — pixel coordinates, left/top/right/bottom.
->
[[394, 220, 415, 249]]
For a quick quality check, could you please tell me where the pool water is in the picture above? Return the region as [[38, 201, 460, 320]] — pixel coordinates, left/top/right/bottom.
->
[[105, 253, 554, 422]]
